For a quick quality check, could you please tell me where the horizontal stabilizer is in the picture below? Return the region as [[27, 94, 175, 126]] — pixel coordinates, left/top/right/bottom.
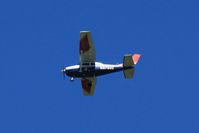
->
[[123, 68, 134, 79], [123, 54, 141, 79], [123, 55, 134, 79]]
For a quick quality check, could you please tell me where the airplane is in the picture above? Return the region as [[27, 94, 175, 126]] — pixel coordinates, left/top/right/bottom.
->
[[62, 31, 141, 96]]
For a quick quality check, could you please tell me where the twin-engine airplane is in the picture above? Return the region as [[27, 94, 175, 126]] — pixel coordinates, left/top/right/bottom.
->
[[62, 31, 141, 96]]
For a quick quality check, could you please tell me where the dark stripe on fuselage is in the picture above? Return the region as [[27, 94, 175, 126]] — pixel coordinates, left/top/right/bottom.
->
[[65, 66, 133, 78]]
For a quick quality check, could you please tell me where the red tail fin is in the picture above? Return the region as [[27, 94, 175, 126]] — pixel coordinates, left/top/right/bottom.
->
[[132, 54, 141, 65]]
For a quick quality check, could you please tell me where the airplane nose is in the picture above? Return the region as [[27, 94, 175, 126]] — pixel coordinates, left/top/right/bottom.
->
[[62, 68, 70, 75], [61, 68, 65, 73], [61, 68, 68, 73], [61, 68, 68, 79]]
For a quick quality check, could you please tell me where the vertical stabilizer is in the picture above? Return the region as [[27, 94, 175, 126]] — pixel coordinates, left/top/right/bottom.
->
[[132, 54, 141, 65]]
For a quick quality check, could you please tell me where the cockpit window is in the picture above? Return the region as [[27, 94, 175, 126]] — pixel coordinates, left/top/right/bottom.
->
[[82, 63, 89, 65], [82, 62, 95, 66]]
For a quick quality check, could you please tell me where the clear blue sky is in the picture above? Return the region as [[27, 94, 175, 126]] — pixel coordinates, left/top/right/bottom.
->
[[0, 0, 198, 132]]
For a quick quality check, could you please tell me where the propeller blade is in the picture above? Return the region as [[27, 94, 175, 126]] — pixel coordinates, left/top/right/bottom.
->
[[61, 68, 66, 80]]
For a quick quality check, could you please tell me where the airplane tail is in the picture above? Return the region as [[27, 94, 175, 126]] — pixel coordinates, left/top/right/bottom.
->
[[123, 54, 141, 79]]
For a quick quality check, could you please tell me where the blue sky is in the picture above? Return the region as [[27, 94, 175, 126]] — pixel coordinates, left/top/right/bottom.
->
[[0, 0, 199, 132]]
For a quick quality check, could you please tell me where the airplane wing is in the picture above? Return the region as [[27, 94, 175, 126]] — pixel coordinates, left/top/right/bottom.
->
[[81, 77, 96, 96], [80, 31, 96, 64], [80, 31, 97, 96]]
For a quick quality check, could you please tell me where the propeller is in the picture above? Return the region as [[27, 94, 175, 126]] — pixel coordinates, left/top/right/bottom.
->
[[61, 67, 66, 80]]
